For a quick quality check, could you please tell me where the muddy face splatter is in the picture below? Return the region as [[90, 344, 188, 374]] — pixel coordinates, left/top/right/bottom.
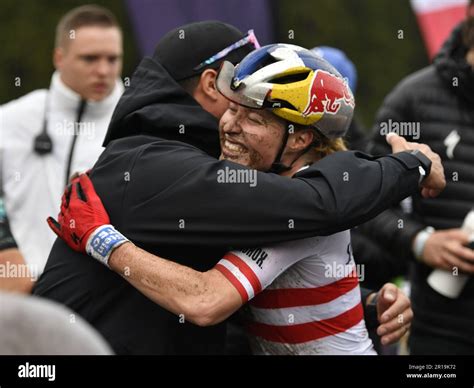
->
[[218, 103, 286, 171]]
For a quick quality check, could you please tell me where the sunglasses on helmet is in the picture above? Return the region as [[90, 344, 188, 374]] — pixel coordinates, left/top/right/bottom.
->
[[193, 29, 261, 72]]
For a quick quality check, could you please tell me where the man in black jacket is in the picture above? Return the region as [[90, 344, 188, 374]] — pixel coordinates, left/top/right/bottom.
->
[[368, 3, 474, 354], [34, 22, 444, 354]]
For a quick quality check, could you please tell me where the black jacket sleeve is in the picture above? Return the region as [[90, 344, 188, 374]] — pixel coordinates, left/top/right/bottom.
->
[[117, 141, 423, 248]]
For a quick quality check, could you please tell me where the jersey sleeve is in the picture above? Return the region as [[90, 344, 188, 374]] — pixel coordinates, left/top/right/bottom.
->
[[214, 239, 318, 303]]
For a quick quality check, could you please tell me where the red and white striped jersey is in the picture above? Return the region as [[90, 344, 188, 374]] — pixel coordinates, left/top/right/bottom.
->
[[215, 231, 376, 355]]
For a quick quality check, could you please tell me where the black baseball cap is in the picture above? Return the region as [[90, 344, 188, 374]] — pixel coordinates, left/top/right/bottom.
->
[[153, 21, 257, 81]]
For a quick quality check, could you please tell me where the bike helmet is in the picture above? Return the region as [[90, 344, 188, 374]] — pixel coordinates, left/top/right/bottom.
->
[[216, 43, 355, 139]]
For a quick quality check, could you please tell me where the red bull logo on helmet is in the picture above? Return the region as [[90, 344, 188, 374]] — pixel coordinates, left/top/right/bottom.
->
[[302, 69, 355, 117]]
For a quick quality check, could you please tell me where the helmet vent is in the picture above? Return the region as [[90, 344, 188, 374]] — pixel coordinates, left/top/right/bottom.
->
[[266, 99, 298, 111], [257, 54, 279, 70], [270, 72, 310, 84]]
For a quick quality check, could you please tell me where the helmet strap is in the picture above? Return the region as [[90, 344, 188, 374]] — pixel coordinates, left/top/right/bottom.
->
[[268, 127, 291, 173], [269, 126, 317, 174]]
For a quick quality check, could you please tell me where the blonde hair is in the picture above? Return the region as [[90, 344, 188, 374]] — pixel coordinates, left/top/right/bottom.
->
[[309, 129, 347, 159]]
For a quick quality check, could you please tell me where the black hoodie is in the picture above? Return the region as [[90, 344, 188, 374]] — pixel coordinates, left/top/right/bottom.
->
[[369, 22, 474, 353], [434, 22, 474, 105], [34, 56, 425, 354]]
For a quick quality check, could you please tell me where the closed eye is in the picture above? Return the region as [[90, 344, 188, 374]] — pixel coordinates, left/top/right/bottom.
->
[[248, 114, 265, 125]]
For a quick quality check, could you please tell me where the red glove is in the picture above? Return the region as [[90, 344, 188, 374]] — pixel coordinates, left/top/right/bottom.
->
[[47, 173, 110, 253]]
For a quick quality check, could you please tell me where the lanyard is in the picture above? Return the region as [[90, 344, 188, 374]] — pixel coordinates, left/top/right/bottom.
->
[[32, 91, 87, 186], [65, 99, 87, 186], [33, 92, 53, 155]]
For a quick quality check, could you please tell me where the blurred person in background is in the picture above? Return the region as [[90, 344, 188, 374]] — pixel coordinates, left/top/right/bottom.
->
[[368, 0, 474, 354], [0, 4, 124, 293], [0, 291, 112, 355]]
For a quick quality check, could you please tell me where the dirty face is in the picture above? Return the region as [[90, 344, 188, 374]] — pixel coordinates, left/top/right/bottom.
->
[[218, 102, 286, 171]]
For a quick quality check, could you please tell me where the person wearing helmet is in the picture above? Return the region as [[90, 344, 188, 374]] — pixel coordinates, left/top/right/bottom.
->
[[48, 45, 419, 354], [34, 21, 441, 356], [215, 43, 354, 172]]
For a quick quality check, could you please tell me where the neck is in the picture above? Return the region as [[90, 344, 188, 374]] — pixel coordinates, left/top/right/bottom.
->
[[279, 151, 317, 177]]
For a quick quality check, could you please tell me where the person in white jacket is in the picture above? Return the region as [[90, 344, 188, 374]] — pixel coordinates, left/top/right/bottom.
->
[[0, 5, 124, 292]]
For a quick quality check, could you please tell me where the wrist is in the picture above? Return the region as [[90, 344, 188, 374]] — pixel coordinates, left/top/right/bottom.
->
[[85, 224, 129, 267], [108, 241, 133, 271], [409, 149, 432, 182], [412, 226, 435, 262]]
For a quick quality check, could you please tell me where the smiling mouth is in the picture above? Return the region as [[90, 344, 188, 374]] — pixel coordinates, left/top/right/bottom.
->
[[221, 139, 247, 156]]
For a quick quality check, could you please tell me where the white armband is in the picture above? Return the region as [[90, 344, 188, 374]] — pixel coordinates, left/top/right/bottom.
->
[[85, 225, 129, 267]]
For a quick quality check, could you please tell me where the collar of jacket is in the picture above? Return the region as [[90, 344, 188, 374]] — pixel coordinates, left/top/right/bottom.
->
[[49, 71, 124, 118], [433, 21, 474, 105]]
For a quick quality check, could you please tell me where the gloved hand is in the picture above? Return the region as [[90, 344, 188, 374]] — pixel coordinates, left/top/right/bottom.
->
[[47, 173, 128, 266]]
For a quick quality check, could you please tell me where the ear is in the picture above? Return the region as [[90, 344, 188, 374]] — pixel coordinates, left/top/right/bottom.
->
[[199, 69, 220, 101], [287, 128, 314, 152], [53, 47, 64, 71]]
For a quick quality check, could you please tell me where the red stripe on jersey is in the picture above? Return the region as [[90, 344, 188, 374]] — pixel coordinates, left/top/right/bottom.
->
[[223, 253, 262, 295], [250, 271, 359, 309], [215, 264, 248, 303], [245, 302, 364, 344]]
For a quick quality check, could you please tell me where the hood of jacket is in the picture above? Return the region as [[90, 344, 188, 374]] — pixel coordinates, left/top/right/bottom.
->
[[434, 21, 474, 105], [103, 56, 221, 158]]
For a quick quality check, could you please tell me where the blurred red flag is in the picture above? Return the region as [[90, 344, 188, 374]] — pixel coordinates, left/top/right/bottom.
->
[[411, 0, 468, 59]]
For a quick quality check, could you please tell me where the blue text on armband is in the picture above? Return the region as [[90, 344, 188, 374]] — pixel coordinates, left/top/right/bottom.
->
[[90, 226, 127, 260]]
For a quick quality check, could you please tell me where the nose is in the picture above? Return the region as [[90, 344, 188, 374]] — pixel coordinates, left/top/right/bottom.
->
[[223, 117, 243, 135], [222, 110, 244, 135], [95, 58, 110, 77]]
